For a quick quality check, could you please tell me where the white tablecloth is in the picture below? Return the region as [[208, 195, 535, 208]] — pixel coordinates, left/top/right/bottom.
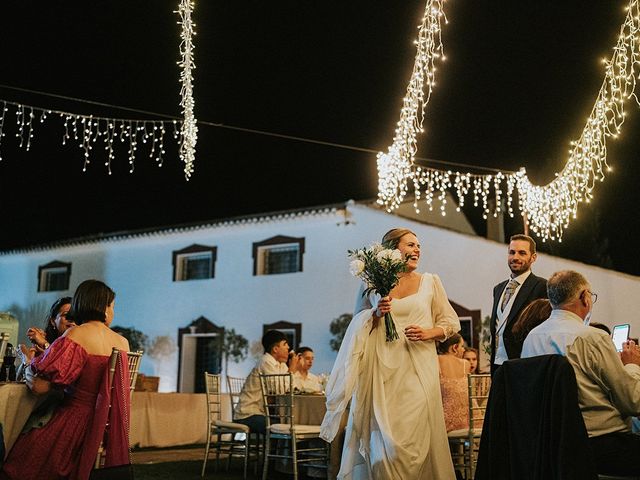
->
[[0, 382, 38, 458], [130, 391, 219, 448]]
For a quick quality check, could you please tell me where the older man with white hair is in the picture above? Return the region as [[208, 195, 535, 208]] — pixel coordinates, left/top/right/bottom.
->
[[521, 270, 640, 476]]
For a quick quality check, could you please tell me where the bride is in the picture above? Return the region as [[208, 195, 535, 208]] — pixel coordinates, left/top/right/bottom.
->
[[321, 228, 459, 479]]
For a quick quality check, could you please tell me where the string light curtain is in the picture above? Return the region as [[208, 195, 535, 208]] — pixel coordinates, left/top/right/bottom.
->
[[0, 100, 179, 174], [377, 0, 640, 241], [0, 0, 197, 179], [176, 0, 197, 180]]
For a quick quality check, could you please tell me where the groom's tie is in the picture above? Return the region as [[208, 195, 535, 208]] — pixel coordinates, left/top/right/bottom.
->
[[500, 278, 519, 311]]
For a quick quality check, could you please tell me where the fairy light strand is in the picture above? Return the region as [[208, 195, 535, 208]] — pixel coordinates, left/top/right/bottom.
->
[[0, 99, 178, 174], [176, 0, 198, 180], [378, 0, 640, 242]]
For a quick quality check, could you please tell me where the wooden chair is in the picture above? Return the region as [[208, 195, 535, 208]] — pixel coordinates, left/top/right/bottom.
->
[[202, 372, 252, 479], [0, 332, 10, 365], [226, 375, 245, 410], [259, 373, 328, 480], [94, 347, 122, 469], [447, 373, 491, 480], [126, 350, 143, 398], [227, 375, 263, 474]]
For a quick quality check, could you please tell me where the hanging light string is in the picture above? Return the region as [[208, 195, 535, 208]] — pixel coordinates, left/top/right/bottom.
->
[[378, 0, 640, 242], [0, 0, 197, 177], [516, 0, 640, 241], [0, 99, 179, 174], [176, 0, 197, 181], [376, 0, 447, 212]]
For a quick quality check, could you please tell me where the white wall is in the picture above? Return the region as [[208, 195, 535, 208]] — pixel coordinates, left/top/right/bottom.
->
[[1, 203, 638, 390]]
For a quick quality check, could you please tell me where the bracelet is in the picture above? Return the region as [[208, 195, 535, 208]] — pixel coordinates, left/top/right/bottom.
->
[[43, 342, 50, 350]]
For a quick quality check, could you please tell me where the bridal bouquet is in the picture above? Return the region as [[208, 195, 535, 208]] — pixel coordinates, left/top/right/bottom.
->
[[348, 243, 408, 342]]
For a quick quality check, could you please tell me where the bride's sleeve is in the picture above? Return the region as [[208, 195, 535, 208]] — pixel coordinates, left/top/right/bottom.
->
[[431, 274, 461, 340]]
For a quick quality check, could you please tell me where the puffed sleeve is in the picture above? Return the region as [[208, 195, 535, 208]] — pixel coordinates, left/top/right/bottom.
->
[[31, 336, 88, 387], [431, 274, 460, 340]]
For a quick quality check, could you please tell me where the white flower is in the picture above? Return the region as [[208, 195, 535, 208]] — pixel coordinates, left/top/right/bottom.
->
[[369, 242, 383, 254], [391, 249, 403, 261], [376, 249, 394, 262], [349, 259, 365, 276]]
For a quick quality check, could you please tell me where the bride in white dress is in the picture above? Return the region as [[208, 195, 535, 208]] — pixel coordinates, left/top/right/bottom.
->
[[321, 228, 460, 479]]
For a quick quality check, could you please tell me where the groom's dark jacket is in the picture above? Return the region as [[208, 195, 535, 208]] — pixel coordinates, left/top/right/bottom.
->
[[489, 272, 547, 373]]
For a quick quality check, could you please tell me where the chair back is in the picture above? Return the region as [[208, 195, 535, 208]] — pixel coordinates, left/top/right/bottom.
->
[[107, 347, 120, 389], [204, 372, 224, 425], [258, 373, 294, 430], [469, 373, 491, 427], [0, 332, 9, 365], [126, 350, 143, 395], [95, 347, 123, 469], [475, 355, 598, 480], [227, 375, 245, 410]]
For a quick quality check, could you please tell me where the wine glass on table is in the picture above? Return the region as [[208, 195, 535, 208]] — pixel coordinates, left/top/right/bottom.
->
[[2, 343, 16, 382]]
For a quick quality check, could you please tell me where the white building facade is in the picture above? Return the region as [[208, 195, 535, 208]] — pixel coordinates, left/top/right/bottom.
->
[[1, 201, 638, 391]]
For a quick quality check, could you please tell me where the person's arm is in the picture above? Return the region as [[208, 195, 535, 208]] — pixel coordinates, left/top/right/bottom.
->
[[406, 274, 460, 342], [27, 327, 49, 352], [25, 365, 52, 395], [577, 336, 640, 416]]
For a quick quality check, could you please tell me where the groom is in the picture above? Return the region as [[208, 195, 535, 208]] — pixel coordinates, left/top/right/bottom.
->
[[490, 234, 547, 375]]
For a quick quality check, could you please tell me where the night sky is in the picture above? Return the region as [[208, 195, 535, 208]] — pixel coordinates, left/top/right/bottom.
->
[[1, 1, 639, 276]]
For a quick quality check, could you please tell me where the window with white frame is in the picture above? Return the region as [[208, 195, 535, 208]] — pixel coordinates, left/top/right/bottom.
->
[[172, 244, 217, 281], [253, 235, 305, 275], [38, 261, 71, 292]]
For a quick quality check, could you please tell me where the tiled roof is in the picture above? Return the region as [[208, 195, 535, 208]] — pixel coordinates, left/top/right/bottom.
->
[[0, 202, 348, 255]]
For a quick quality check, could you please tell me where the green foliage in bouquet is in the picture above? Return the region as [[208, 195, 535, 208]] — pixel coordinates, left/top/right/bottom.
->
[[348, 243, 409, 342]]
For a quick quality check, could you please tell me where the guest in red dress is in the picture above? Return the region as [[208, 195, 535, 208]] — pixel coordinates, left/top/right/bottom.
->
[[1, 279, 131, 480]]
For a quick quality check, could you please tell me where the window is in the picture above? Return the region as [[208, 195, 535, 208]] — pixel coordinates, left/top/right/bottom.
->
[[38, 261, 71, 292], [253, 235, 305, 275], [172, 244, 217, 281], [263, 321, 302, 351]]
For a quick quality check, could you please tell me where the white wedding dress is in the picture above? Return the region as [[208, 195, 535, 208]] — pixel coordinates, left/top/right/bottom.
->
[[321, 273, 459, 479]]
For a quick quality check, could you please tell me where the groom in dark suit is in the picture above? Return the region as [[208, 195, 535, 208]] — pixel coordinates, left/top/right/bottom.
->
[[490, 234, 547, 375]]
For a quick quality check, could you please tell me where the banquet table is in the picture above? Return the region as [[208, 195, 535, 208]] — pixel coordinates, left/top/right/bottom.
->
[[0, 382, 39, 459], [130, 391, 212, 448], [293, 393, 326, 425]]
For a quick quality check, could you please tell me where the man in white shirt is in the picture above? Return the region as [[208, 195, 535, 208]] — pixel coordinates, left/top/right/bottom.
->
[[521, 270, 640, 476], [490, 234, 547, 374], [233, 330, 298, 433], [292, 346, 322, 393]]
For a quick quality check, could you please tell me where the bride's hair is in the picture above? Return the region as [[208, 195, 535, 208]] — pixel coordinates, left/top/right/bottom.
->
[[382, 228, 416, 249]]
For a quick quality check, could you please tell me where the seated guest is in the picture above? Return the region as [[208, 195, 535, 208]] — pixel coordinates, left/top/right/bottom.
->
[[293, 346, 322, 393], [1, 279, 130, 480], [511, 298, 552, 345], [521, 270, 640, 477], [437, 333, 471, 432], [16, 297, 75, 380], [233, 330, 299, 434], [463, 347, 480, 374], [28, 297, 74, 353]]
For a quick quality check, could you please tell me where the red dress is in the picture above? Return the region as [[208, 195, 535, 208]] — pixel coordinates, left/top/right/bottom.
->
[[1, 337, 130, 480]]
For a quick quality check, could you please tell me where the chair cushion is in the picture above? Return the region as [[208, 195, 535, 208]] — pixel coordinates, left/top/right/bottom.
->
[[270, 423, 321, 435], [447, 427, 482, 438], [214, 419, 250, 432]]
